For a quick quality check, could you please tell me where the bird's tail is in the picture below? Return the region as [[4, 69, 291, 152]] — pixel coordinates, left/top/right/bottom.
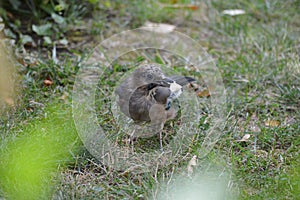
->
[[166, 76, 196, 86]]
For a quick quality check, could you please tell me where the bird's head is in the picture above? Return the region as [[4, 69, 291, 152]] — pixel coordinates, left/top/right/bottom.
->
[[134, 64, 165, 83]]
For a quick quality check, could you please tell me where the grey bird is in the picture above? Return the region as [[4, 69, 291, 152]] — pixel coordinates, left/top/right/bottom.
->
[[115, 64, 167, 118], [115, 64, 195, 148]]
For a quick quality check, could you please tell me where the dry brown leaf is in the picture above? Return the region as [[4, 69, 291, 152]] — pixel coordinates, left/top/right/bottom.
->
[[197, 89, 210, 97], [187, 155, 197, 175], [160, 3, 198, 10], [265, 120, 280, 127], [237, 134, 251, 142], [44, 79, 53, 86]]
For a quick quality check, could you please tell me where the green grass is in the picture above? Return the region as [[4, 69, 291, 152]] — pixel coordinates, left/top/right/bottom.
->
[[0, 0, 299, 199]]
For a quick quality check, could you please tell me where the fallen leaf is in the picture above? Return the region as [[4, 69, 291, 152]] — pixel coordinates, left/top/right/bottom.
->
[[237, 134, 251, 142], [160, 3, 198, 10], [20, 34, 36, 47], [187, 155, 197, 175], [222, 9, 246, 16], [32, 23, 53, 36], [51, 13, 65, 24], [44, 79, 53, 86], [140, 21, 176, 33], [197, 89, 210, 97], [265, 120, 280, 127]]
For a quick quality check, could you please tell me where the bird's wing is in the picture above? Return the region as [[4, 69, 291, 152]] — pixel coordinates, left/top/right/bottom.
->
[[128, 81, 170, 121]]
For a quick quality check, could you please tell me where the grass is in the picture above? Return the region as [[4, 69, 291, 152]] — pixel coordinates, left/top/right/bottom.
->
[[0, 0, 299, 199]]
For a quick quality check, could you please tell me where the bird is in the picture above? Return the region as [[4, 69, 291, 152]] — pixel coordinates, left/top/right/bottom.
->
[[115, 64, 167, 118], [115, 63, 195, 149]]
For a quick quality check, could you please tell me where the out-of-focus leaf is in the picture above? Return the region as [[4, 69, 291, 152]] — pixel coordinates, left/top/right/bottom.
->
[[4, 29, 17, 39], [51, 13, 65, 24], [39, 3, 55, 15], [88, 0, 98, 4], [20, 34, 35, 46], [0, 105, 78, 199], [104, 0, 111, 8], [32, 24, 52, 36], [43, 36, 52, 45], [58, 38, 68, 45], [54, 2, 67, 12]]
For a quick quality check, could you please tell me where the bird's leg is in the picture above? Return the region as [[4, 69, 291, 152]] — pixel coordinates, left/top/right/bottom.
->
[[159, 130, 164, 152], [149, 104, 167, 151], [128, 129, 136, 150]]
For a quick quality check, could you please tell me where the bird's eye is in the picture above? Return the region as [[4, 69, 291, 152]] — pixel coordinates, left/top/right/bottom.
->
[[147, 83, 156, 90], [146, 74, 153, 80]]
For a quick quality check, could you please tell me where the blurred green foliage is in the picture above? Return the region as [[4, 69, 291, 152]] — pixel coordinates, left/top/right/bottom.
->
[[0, 104, 79, 199], [0, 0, 181, 45], [0, 0, 90, 45]]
